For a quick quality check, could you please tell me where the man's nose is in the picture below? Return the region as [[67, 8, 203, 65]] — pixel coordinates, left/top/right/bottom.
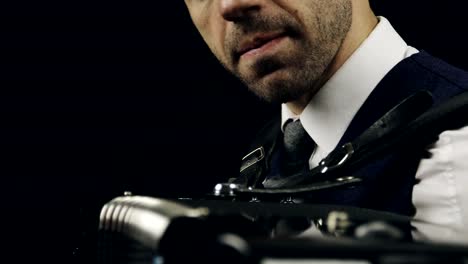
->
[[219, 0, 263, 22]]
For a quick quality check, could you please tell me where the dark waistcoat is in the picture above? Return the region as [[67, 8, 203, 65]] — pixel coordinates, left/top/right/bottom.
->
[[238, 51, 468, 216]]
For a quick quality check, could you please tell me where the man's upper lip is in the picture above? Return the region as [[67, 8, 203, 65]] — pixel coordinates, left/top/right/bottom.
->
[[236, 32, 286, 56]]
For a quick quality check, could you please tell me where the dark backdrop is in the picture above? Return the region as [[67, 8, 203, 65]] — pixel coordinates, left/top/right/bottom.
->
[[0, 0, 467, 262]]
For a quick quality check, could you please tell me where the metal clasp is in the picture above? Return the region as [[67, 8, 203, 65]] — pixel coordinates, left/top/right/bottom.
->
[[319, 143, 355, 174], [240, 147, 265, 173]]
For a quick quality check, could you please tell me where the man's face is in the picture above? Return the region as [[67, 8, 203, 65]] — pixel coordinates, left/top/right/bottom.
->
[[185, 0, 352, 104]]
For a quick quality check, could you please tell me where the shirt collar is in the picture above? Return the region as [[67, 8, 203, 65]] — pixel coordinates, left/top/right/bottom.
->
[[281, 16, 418, 162]]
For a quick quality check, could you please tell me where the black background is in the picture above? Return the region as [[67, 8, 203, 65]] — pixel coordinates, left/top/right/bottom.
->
[[0, 0, 467, 262]]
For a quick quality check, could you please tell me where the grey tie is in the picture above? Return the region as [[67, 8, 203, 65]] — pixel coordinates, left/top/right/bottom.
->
[[281, 119, 316, 176]]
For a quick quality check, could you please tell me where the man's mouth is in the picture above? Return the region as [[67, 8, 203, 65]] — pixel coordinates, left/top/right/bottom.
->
[[236, 32, 287, 60]]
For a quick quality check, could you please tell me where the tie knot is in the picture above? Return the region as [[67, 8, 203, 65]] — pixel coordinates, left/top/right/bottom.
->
[[283, 119, 315, 158], [281, 119, 316, 176]]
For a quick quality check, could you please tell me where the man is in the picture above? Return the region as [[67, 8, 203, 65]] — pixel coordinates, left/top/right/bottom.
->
[[184, 0, 468, 238]]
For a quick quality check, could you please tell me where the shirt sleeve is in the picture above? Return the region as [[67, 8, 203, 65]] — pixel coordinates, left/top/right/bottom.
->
[[412, 125, 468, 243]]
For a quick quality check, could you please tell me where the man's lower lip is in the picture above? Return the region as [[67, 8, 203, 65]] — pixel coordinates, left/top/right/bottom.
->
[[240, 36, 287, 60]]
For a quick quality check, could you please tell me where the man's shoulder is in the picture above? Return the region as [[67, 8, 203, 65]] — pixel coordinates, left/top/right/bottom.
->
[[338, 51, 468, 145], [407, 51, 468, 91]]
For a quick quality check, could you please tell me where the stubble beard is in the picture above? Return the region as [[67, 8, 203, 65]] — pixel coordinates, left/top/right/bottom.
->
[[225, 1, 352, 104], [238, 42, 331, 104]]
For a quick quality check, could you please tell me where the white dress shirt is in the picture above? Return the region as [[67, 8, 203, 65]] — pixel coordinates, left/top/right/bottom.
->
[[281, 17, 468, 242]]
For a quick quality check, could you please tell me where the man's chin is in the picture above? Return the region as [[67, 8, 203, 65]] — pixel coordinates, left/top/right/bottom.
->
[[247, 73, 304, 103], [248, 84, 303, 105]]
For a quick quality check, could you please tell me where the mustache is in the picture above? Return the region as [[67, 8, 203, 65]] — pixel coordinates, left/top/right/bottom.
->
[[225, 14, 300, 62]]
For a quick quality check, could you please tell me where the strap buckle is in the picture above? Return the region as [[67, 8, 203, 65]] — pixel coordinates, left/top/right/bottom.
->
[[319, 143, 355, 174], [240, 147, 265, 173]]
